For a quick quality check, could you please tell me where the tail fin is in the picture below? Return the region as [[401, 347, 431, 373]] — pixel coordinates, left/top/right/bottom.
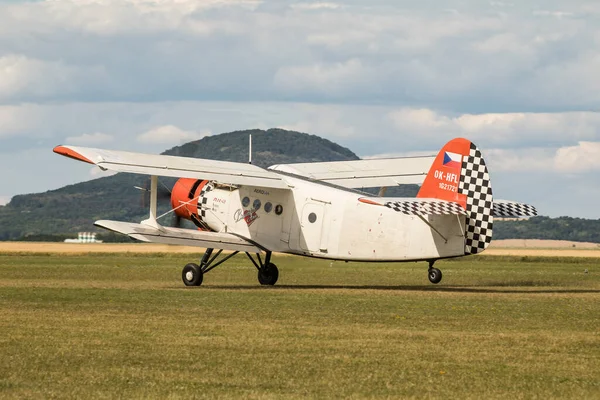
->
[[418, 138, 493, 255]]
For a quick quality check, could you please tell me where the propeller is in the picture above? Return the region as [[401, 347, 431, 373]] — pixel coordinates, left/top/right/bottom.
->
[[135, 177, 202, 229], [171, 214, 183, 228], [136, 178, 172, 209], [136, 178, 184, 228]]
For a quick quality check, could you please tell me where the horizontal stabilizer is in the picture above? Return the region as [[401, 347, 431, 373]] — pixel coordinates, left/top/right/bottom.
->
[[492, 200, 538, 218], [94, 220, 264, 253], [360, 197, 467, 215]]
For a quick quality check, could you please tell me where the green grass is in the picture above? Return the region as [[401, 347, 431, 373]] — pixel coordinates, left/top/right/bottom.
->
[[1, 253, 599, 399]]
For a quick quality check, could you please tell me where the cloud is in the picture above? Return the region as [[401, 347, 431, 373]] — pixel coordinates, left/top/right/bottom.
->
[[388, 108, 600, 147], [273, 59, 367, 96], [0, 105, 35, 138], [554, 141, 600, 172], [65, 132, 114, 145], [0, 0, 595, 111], [367, 141, 600, 175], [0, 54, 112, 103], [0, 55, 68, 100], [473, 33, 531, 54], [137, 125, 210, 144], [290, 2, 341, 11], [276, 104, 357, 138], [484, 147, 555, 172], [0, 195, 11, 206], [533, 11, 575, 19]]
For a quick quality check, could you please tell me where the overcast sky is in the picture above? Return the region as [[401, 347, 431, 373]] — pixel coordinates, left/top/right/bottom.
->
[[0, 0, 599, 217]]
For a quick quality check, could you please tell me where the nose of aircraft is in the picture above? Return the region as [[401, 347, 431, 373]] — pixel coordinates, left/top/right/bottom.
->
[[170, 178, 208, 220]]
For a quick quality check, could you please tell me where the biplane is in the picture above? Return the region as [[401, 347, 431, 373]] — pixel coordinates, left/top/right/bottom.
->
[[54, 137, 536, 286]]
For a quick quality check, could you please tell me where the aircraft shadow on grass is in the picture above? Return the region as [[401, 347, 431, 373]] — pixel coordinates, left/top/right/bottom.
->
[[181, 285, 600, 294]]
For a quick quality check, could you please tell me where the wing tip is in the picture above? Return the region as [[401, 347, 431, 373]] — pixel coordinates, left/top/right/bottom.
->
[[53, 145, 95, 164]]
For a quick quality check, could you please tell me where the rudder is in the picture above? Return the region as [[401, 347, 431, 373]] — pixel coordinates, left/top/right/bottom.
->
[[417, 138, 494, 255]]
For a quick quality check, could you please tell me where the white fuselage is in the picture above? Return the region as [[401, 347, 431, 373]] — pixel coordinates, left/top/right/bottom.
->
[[200, 174, 466, 262]]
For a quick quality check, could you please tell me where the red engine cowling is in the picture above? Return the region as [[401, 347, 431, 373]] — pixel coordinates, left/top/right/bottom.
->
[[170, 178, 210, 225]]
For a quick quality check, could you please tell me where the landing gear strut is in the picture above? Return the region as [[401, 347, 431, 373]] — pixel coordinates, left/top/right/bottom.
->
[[427, 260, 443, 284], [246, 251, 279, 286], [181, 248, 279, 286], [182, 248, 239, 286]]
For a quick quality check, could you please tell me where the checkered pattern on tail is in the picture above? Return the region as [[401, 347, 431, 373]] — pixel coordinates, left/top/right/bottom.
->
[[384, 200, 467, 215], [492, 201, 537, 217], [458, 143, 493, 255], [198, 183, 213, 218]]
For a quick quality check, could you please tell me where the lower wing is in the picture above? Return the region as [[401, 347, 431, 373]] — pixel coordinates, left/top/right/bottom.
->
[[95, 220, 264, 253]]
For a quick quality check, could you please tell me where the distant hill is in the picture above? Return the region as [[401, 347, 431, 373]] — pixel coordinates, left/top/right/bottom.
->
[[494, 216, 600, 243], [2, 129, 419, 240], [167, 128, 358, 166]]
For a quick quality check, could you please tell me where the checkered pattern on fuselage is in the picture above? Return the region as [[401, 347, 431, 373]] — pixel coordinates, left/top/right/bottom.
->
[[198, 183, 213, 218], [458, 143, 494, 255]]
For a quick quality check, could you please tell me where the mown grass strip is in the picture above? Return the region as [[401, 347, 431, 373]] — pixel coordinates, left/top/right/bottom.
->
[[1, 254, 599, 398]]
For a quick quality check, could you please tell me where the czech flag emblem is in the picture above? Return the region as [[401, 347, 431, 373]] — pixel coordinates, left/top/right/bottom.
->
[[443, 151, 462, 169]]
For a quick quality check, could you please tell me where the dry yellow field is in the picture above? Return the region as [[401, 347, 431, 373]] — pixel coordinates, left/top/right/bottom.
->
[[0, 242, 202, 254], [1, 240, 599, 257]]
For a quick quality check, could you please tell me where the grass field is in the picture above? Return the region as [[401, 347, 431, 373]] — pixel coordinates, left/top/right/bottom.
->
[[1, 252, 599, 399]]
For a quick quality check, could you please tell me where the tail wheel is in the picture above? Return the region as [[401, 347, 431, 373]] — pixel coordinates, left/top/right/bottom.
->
[[182, 263, 203, 286], [428, 268, 443, 284], [258, 263, 279, 286]]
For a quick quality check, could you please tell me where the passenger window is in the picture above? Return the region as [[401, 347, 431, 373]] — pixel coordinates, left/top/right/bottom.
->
[[264, 202, 273, 213]]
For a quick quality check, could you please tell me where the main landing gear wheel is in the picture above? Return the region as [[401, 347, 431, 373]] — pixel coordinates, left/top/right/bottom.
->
[[428, 267, 443, 284], [182, 263, 203, 286], [258, 263, 279, 286]]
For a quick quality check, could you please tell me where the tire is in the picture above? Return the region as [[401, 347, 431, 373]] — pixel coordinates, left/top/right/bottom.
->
[[258, 263, 279, 286], [182, 263, 203, 286], [428, 268, 443, 284]]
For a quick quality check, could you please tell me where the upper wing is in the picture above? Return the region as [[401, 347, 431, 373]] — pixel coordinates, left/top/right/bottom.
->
[[54, 145, 289, 189], [268, 156, 435, 188]]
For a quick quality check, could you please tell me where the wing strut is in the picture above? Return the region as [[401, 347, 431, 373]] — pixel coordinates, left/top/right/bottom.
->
[[141, 175, 161, 229]]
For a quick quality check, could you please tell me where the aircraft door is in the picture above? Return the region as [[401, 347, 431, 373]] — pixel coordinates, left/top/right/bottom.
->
[[300, 202, 329, 253]]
